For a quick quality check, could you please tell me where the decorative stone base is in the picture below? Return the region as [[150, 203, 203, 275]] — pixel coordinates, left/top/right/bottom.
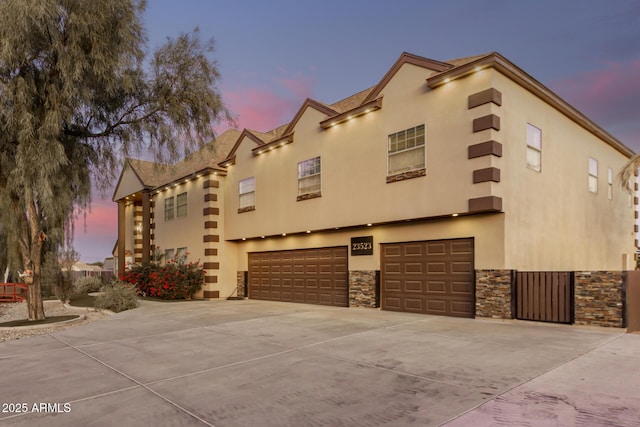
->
[[475, 269, 514, 319], [349, 270, 377, 308], [574, 271, 624, 327], [236, 271, 247, 298]]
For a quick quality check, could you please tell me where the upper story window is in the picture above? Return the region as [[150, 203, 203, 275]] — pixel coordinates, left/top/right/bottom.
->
[[607, 168, 613, 200], [164, 196, 174, 221], [176, 192, 187, 217], [298, 157, 321, 200], [239, 177, 256, 212], [526, 123, 542, 172], [588, 157, 598, 193], [388, 124, 425, 176]]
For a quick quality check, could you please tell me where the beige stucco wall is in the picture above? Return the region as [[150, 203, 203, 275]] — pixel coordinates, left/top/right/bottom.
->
[[225, 64, 498, 243], [113, 164, 144, 202], [233, 214, 505, 271], [491, 72, 636, 270], [151, 173, 237, 297]]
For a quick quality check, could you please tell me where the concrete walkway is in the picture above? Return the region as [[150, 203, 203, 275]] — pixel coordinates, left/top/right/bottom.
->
[[0, 299, 638, 426]]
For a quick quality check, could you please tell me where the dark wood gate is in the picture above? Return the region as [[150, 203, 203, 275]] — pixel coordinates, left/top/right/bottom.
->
[[516, 272, 573, 324]]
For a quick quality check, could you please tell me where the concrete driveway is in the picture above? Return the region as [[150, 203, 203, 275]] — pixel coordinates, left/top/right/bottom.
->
[[0, 299, 638, 426]]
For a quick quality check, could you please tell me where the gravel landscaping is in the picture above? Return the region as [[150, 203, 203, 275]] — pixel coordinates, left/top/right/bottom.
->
[[0, 300, 110, 342]]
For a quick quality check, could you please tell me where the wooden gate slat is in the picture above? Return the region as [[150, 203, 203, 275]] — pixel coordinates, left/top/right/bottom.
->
[[516, 271, 572, 324]]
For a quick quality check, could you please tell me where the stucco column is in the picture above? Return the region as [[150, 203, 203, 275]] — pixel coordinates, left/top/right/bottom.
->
[[117, 199, 126, 275], [142, 190, 151, 264]]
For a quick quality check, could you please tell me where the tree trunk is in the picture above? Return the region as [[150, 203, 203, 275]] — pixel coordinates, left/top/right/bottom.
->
[[18, 197, 46, 321]]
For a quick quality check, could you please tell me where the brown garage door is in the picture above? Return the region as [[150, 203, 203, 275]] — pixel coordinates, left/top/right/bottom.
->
[[248, 247, 348, 307], [381, 238, 475, 318]]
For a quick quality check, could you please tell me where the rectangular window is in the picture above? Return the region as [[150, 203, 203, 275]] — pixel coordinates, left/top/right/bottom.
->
[[164, 197, 174, 221], [388, 124, 425, 175], [176, 192, 187, 217], [588, 157, 598, 193], [608, 168, 613, 200], [298, 157, 321, 197], [526, 123, 542, 171], [239, 177, 256, 210], [164, 248, 175, 264], [176, 247, 188, 263]]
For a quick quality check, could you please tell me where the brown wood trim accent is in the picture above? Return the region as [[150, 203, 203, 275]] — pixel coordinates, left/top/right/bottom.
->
[[204, 221, 218, 229], [363, 52, 453, 103], [205, 275, 218, 284], [205, 248, 218, 256], [319, 97, 383, 129], [635, 225, 639, 233], [149, 212, 154, 219], [386, 168, 426, 183], [468, 140, 502, 158], [203, 262, 219, 270], [297, 192, 321, 202], [134, 257, 142, 263], [204, 193, 217, 202], [134, 239, 142, 244], [635, 183, 639, 191], [150, 223, 156, 229], [238, 206, 256, 213], [203, 207, 219, 216], [473, 114, 500, 132], [203, 235, 220, 243], [203, 180, 219, 189], [635, 197, 639, 206], [468, 88, 502, 109], [473, 167, 501, 183], [134, 210, 142, 217], [468, 196, 503, 212], [203, 290, 219, 298]]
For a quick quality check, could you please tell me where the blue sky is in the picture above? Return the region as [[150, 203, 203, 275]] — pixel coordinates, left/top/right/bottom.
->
[[74, 0, 640, 262]]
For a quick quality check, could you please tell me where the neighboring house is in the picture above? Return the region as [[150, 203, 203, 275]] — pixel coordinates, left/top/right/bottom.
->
[[113, 52, 636, 327]]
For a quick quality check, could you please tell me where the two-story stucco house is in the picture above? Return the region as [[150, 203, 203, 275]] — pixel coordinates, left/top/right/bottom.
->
[[113, 52, 636, 327]]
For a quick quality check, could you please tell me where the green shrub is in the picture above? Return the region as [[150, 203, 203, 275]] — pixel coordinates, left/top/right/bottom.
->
[[95, 281, 139, 313], [74, 276, 103, 294]]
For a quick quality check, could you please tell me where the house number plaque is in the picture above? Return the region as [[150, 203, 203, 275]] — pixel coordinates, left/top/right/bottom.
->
[[351, 236, 373, 256]]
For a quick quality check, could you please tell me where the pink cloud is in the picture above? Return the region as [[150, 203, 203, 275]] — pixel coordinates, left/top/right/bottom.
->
[[552, 59, 640, 126], [222, 73, 316, 132]]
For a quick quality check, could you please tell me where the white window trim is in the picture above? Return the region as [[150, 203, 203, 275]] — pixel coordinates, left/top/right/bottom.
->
[[607, 167, 613, 200], [526, 123, 542, 172], [297, 157, 321, 197], [387, 124, 426, 176], [176, 192, 187, 218], [239, 177, 256, 210], [588, 157, 598, 193], [164, 196, 175, 221]]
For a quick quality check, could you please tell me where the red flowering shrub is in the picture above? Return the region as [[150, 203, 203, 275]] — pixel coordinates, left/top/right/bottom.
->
[[119, 258, 205, 300]]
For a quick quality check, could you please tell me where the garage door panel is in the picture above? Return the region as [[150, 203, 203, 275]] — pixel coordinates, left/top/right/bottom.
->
[[248, 247, 348, 307], [451, 240, 473, 254], [382, 238, 474, 318], [427, 262, 446, 274], [404, 262, 423, 274], [426, 242, 446, 255], [383, 245, 402, 257], [384, 263, 402, 274], [452, 262, 473, 274], [403, 244, 424, 257], [404, 280, 423, 293], [451, 281, 474, 294], [404, 298, 424, 311], [426, 281, 446, 293]]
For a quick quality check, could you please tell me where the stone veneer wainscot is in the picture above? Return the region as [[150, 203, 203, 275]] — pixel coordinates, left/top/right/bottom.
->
[[349, 270, 377, 308], [475, 269, 513, 319], [574, 271, 624, 327]]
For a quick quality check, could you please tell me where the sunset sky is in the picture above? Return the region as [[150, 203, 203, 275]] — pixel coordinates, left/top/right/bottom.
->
[[73, 0, 640, 262]]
